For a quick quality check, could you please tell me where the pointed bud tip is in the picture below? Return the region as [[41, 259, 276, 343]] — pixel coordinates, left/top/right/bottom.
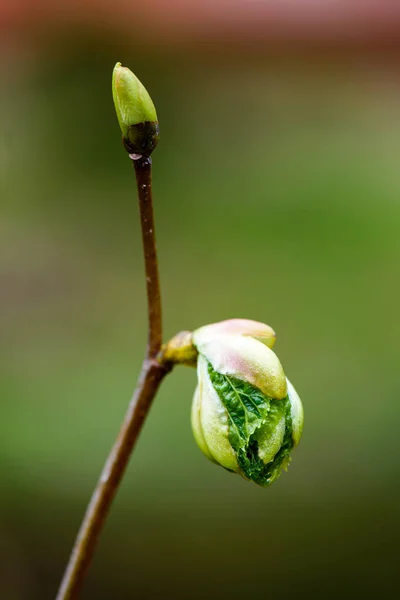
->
[[112, 62, 159, 156]]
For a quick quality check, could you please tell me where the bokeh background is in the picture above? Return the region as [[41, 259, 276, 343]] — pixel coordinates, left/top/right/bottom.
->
[[2, 2, 400, 599]]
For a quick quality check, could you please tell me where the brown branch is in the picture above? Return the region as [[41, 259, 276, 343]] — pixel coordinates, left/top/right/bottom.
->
[[56, 153, 170, 600], [132, 156, 163, 357]]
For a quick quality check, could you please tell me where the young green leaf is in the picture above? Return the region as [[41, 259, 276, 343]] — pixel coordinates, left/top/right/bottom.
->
[[208, 362, 294, 487]]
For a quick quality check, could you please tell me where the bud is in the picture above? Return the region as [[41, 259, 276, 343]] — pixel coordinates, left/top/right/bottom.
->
[[191, 319, 304, 487], [112, 62, 159, 156]]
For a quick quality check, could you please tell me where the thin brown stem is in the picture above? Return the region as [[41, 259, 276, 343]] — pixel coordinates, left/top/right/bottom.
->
[[56, 153, 169, 600], [132, 155, 163, 357]]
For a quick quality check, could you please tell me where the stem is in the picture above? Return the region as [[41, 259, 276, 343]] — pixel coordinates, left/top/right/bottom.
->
[[132, 156, 163, 357], [56, 154, 169, 600]]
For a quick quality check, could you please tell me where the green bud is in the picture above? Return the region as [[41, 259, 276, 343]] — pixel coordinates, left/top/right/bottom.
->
[[161, 331, 198, 367], [112, 62, 159, 156], [191, 319, 304, 487]]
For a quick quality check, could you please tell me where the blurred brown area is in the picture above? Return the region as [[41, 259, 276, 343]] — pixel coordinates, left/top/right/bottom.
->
[[1, 2, 400, 599], [4, 0, 400, 52]]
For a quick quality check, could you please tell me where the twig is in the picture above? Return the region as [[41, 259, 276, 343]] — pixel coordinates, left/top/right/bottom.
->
[[56, 154, 170, 600], [132, 156, 163, 356]]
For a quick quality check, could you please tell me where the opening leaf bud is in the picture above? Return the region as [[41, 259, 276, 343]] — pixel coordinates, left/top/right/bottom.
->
[[191, 319, 304, 487], [112, 62, 159, 156]]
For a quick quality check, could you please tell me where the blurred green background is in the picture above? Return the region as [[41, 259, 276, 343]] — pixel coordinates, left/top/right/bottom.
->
[[1, 18, 400, 600]]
